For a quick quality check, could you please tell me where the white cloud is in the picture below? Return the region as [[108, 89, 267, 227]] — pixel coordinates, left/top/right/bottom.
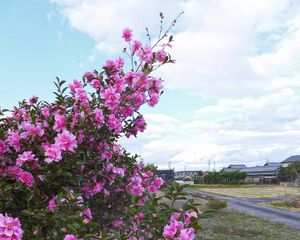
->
[[122, 90, 300, 170], [52, 0, 300, 170], [52, 0, 300, 97]]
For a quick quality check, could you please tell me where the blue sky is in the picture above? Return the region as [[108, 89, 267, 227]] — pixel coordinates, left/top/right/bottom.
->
[[2, 0, 300, 170], [0, 0, 210, 121]]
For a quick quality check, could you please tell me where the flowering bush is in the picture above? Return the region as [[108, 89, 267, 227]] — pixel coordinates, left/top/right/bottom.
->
[[0, 14, 199, 239]]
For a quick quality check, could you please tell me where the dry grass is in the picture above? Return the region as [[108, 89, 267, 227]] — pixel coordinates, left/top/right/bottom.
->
[[193, 185, 300, 198]]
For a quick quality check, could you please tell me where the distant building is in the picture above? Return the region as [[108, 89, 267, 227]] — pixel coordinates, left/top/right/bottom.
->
[[264, 162, 281, 167], [154, 169, 174, 183], [174, 171, 202, 179], [240, 166, 280, 183], [221, 164, 247, 173], [220, 163, 280, 183], [281, 155, 300, 167]]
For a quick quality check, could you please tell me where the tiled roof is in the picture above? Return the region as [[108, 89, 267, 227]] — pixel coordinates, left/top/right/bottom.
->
[[240, 166, 279, 176], [221, 168, 241, 173], [281, 155, 300, 163], [228, 164, 247, 168], [264, 162, 281, 167]]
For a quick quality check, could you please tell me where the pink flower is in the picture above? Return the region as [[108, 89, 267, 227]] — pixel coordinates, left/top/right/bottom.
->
[[115, 57, 124, 69], [44, 144, 62, 163], [83, 71, 96, 82], [132, 40, 141, 53], [115, 167, 125, 177], [16, 151, 37, 166], [153, 177, 164, 188], [112, 220, 125, 227], [102, 86, 120, 110], [92, 180, 105, 195], [53, 114, 66, 132], [138, 195, 149, 206], [0, 140, 8, 154], [170, 212, 181, 222], [82, 208, 92, 223], [148, 185, 157, 194], [6, 130, 21, 152], [156, 50, 167, 62], [29, 95, 38, 105], [107, 115, 122, 134], [147, 94, 159, 107], [48, 197, 57, 212], [91, 79, 100, 88], [184, 211, 197, 225], [20, 122, 44, 138], [103, 59, 117, 73], [144, 171, 153, 178], [163, 223, 177, 239], [18, 171, 34, 187], [122, 28, 132, 42], [64, 234, 78, 240], [131, 185, 143, 197], [69, 79, 83, 93], [138, 212, 145, 220], [0, 213, 23, 240], [55, 130, 77, 152], [148, 77, 163, 94], [41, 107, 50, 118], [178, 228, 195, 240], [93, 108, 104, 128], [7, 166, 22, 179], [137, 45, 153, 63]]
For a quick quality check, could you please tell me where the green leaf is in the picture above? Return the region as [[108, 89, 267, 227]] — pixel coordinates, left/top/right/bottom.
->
[[21, 210, 33, 216]]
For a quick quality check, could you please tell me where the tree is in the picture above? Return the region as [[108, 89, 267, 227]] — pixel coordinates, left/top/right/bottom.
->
[[278, 162, 300, 182], [0, 15, 199, 240]]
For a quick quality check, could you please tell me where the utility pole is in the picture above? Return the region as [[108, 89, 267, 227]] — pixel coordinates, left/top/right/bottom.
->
[[213, 161, 216, 172], [208, 160, 211, 172], [168, 160, 172, 170]]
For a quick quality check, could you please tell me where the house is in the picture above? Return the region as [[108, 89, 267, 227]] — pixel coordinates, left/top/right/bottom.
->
[[264, 162, 281, 167], [240, 166, 280, 183], [281, 155, 300, 167], [221, 164, 247, 173], [174, 171, 202, 179], [154, 170, 174, 183]]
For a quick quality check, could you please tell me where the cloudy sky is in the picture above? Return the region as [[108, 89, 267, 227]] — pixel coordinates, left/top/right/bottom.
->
[[2, 0, 300, 170]]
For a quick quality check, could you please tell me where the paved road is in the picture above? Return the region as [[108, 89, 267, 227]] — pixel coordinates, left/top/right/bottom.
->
[[185, 189, 300, 231]]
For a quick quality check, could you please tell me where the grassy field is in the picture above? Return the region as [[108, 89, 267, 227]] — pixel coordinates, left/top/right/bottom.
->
[[198, 210, 300, 240], [189, 184, 300, 198]]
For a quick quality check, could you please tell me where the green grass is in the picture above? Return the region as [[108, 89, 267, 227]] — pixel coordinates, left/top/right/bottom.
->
[[188, 184, 249, 189], [198, 211, 300, 239]]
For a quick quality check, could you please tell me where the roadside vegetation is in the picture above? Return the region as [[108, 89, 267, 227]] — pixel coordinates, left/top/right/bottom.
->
[[206, 199, 228, 210], [203, 171, 247, 184], [262, 198, 300, 212], [198, 211, 300, 240]]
